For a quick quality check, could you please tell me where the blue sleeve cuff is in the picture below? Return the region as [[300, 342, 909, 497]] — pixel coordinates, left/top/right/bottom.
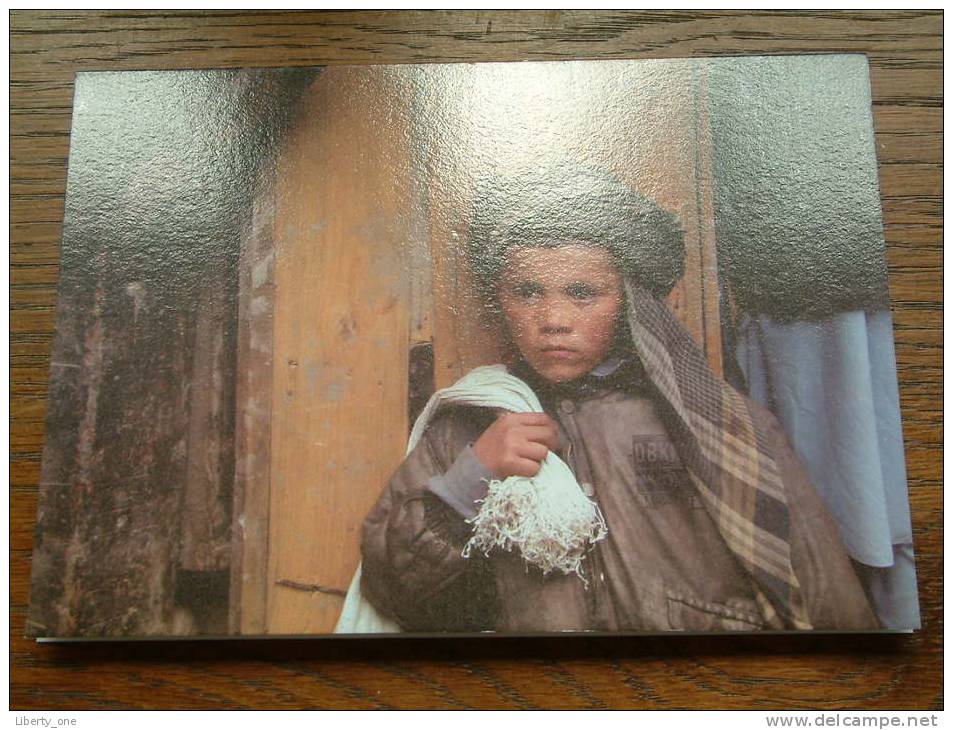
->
[[427, 446, 495, 519]]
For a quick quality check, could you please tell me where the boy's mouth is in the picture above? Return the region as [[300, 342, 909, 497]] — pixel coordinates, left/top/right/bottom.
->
[[540, 345, 578, 359]]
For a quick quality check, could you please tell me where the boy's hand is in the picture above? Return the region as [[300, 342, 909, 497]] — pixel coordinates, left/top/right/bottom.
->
[[472, 412, 561, 479]]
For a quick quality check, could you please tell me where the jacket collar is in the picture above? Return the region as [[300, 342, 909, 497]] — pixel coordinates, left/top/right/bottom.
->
[[509, 355, 650, 405]]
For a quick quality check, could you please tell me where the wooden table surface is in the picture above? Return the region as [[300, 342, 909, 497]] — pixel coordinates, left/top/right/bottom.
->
[[10, 10, 942, 710]]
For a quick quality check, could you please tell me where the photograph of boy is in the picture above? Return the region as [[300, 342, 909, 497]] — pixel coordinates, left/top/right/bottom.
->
[[27, 56, 918, 639], [340, 166, 879, 634]]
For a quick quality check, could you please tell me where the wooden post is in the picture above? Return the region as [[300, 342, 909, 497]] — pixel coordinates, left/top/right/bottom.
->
[[230, 170, 277, 634], [263, 67, 414, 634]]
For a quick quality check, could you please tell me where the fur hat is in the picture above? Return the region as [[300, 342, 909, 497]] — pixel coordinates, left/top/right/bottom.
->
[[467, 162, 685, 299]]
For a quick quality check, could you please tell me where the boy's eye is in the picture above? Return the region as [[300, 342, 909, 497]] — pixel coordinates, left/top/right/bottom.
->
[[512, 282, 544, 299], [565, 283, 599, 300]]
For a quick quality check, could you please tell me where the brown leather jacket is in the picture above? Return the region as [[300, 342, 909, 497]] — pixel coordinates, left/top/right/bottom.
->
[[360, 366, 879, 633]]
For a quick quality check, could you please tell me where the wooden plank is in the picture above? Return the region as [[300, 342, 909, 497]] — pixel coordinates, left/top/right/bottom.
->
[[11, 197, 65, 225], [10, 110, 73, 136], [878, 163, 942, 197], [690, 61, 723, 377], [230, 171, 277, 634], [27, 265, 193, 637], [265, 66, 413, 634], [10, 134, 70, 164], [872, 106, 941, 134], [178, 273, 232, 574], [875, 133, 941, 165], [11, 266, 60, 287], [8, 11, 943, 75], [405, 108, 437, 423], [429, 179, 502, 390]]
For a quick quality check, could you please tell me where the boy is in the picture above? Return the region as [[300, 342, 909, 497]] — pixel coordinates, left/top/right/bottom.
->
[[356, 166, 877, 633]]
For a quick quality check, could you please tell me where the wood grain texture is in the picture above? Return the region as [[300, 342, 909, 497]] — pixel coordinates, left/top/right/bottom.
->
[[265, 66, 413, 634], [10, 9, 941, 710], [231, 171, 277, 636]]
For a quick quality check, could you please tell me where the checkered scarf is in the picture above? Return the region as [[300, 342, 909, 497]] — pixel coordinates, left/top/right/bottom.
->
[[624, 282, 812, 630]]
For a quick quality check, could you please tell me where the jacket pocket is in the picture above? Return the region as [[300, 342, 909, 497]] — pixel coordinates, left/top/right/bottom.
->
[[666, 592, 765, 632]]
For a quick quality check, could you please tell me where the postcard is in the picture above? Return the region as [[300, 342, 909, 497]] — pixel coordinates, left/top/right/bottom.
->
[[27, 54, 919, 638]]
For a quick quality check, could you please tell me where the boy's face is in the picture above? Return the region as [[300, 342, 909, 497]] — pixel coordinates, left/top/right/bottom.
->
[[498, 244, 624, 384]]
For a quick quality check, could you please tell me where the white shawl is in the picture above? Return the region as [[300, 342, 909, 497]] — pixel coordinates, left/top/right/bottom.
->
[[333, 364, 606, 634]]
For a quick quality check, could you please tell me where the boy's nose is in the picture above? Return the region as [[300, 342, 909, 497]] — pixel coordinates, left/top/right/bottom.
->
[[539, 299, 574, 333]]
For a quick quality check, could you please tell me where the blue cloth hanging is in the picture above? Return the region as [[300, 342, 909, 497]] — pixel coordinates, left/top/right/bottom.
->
[[735, 309, 920, 629]]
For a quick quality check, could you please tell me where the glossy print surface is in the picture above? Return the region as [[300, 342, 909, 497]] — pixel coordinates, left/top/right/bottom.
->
[[27, 55, 903, 639]]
